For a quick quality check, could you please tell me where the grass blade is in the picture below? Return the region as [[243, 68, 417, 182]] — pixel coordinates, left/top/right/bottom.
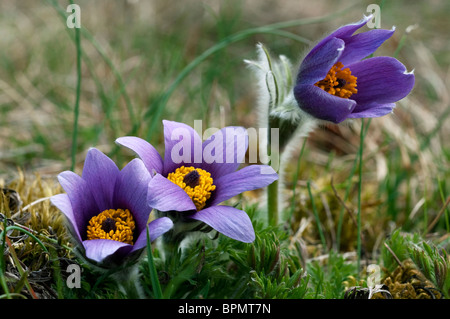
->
[[5, 225, 49, 253], [69, 0, 82, 172], [4, 236, 38, 299], [356, 118, 371, 273], [146, 228, 163, 299]]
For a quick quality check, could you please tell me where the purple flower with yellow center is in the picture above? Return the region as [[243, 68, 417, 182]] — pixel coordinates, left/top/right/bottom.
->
[[294, 15, 415, 123], [50, 148, 173, 265], [116, 120, 278, 243]]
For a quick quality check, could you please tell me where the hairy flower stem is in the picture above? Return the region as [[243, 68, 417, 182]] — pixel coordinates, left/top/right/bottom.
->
[[113, 264, 145, 299], [267, 101, 280, 226], [267, 104, 317, 226]]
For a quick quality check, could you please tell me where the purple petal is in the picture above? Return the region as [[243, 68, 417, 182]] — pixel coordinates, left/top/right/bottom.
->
[[297, 37, 345, 85], [210, 165, 278, 206], [339, 28, 395, 66], [189, 205, 255, 243], [113, 159, 152, 234], [147, 174, 197, 212], [132, 217, 174, 251], [83, 217, 173, 262], [348, 102, 395, 119], [115, 136, 164, 176], [294, 84, 357, 123], [316, 15, 372, 48], [50, 194, 83, 243], [163, 120, 203, 176], [81, 148, 119, 212], [302, 15, 371, 69], [348, 56, 415, 105], [83, 239, 132, 263], [57, 170, 98, 234], [201, 126, 249, 179], [147, 217, 174, 241]]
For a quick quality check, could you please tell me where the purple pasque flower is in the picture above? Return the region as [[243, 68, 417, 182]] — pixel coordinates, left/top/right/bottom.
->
[[294, 15, 415, 123], [116, 120, 278, 243], [50, 148, 173, 265]]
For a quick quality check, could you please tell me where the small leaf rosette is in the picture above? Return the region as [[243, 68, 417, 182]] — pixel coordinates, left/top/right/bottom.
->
[[50, 148, 173, 267], [294, 15, 415, 123], [116, 120, 279, 243]]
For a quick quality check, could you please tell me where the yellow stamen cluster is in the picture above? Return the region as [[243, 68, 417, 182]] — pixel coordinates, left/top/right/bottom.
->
[[167, 166, 216, 211], [315, 62, 357, 98], [86, 209, 135, 245]]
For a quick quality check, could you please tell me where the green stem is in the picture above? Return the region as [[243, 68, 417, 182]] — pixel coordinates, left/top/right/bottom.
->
[[266, 88, 280, 226], [267, 179, 279, 226], [438, 179, 450, 232], [356, 119, 370, 273], [5, 226, 48, 253], [70, 0, 82, 172], [147, 228, 163, 299]]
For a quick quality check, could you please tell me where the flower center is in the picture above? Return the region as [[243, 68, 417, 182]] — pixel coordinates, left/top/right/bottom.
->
[[86, 209, 135, 245], [167, 166, 216, 211], [183, 170, 201, 188], [314, 62, 357, 98]]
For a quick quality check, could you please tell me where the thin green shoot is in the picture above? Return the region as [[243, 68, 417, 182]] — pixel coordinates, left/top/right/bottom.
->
[[69, 0, 82, 172], [438, 179, 450, 232], [356, 118, 371, 274], [4, 225, 49, 253], [146, 228, 163, 299]]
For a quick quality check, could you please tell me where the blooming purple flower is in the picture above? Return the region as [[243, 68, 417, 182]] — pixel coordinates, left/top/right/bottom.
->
[[116, 120, 278, 243], [50, 148, 173, 265], [294, 15, 415, 123]]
